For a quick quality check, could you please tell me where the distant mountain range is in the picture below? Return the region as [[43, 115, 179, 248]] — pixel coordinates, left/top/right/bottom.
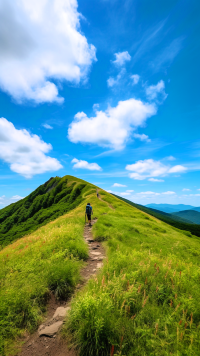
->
[[146, 204, 200, 214], [145, 204, 200, 225], [172, 210, 200, 225], [112, 194, 200, 236]]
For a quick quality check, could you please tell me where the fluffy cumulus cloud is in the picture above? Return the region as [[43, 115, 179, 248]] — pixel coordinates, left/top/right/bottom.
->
[[68, 99, 156, 150], [112, 51, 131, 66], [182, 188, 191, 191], [0, 0, 96, 103], [131, 74, 140, 85], [126, 159, 187, 180], [112, 183, 127, 187], [71, 158, 102, 171], [0, 117, 63, 178], [107, 68, 126, 88], [133, 133, 151, 142], [145, 80, 167, 101]]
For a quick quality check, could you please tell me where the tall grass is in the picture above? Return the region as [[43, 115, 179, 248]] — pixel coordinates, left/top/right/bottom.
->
[[0, 181, 95, 356], [65, 191, 200, 356]]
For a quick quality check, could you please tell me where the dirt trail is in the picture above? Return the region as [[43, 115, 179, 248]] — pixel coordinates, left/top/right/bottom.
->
[[97, 189, 115, 210], [18, 218, 105, 356]]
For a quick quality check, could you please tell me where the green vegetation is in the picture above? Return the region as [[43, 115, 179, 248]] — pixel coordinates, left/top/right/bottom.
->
[[1, 177, 200, 355], [65, 191, 200, 356], [0, 176, 97, 355], [172, 210, 200, 225], [112, 194, 200, 238], [0, 175, 87, 248]]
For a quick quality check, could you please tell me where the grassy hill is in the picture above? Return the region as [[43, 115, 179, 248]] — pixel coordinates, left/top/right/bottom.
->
[[1, 176, 200, 355], [113, 194, 200, 237], [0, 175, 89, 248], [172, 210, 200, 225]]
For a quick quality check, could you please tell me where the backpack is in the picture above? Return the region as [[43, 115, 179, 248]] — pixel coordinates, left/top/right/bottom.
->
[[86, 205, 92, 214]]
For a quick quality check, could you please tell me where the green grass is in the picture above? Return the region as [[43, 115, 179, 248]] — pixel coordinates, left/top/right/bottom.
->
[[1, 177, 200, 356], [65, 191, 200, 356], [112, 194, 200, 238], [0, 177, 97, 356]]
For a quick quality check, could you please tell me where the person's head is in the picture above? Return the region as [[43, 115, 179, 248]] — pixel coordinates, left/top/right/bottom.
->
[[87, 203, 90, 205]]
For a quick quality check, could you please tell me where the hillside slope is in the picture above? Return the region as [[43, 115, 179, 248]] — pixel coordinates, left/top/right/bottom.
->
[[0, 176, 97, 355], [0, 175, 88, 248], [173, 210, 200, 225], [1, 177, 200, 356], [113, 194, 200, 237]]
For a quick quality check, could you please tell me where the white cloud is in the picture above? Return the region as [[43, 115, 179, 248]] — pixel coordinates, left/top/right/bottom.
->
[[112, 183, 127, 187], [162, 191, 176, 195], [107, 68, 126, 87], [126, 159, 187, 180], [136, 191, 175, 196], [120, 192, 131, 196], [168, 165, 187, 173], [42, 124, 53, 129], [137, 191, 160, 196], [133, 133, 151, 142], [93, 103, 99, 111], [68, 99, 156, 150], [126, 190, 134, 192], [11, 195, 24, 200], [166, 156, 176, 161], [197, 189, 200, 191], [145, 80, 167, 101], [131, 74, 140, 85], [71, 158, 101, 171], [0, 0, 96, 103], [0, 117, 63, 178], [112, 51, 131, 66], [149, 178, 164, 182], [0, 194, 24, 208], [182, 188, 191, 191]]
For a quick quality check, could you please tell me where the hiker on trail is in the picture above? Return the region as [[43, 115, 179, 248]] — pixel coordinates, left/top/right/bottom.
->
[[86, 203, 93, 226], [97, 192, 99, 198]]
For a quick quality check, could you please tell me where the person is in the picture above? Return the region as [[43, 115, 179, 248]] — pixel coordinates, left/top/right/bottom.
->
[[97, 192, 99, 198], [86, 203, 93, 226]]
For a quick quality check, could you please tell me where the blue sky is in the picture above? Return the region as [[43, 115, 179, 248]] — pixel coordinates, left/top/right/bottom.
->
[[0, 0, 200, 208]]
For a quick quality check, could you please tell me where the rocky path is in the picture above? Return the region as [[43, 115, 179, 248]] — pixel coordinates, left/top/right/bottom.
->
[[18, 218, 105, 356]]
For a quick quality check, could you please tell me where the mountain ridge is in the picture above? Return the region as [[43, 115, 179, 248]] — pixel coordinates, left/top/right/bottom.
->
[[1, 175, 200, 355], [146, 203, 200, 214], [172, 209, 200, 225], [0, 175, 95, 248]]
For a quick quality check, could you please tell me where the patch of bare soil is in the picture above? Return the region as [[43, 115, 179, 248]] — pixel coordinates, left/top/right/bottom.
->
[[18, 218, 105, 356]]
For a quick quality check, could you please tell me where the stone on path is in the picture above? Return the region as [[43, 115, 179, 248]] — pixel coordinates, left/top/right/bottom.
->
[[53, 306, 71, 319], [90, 251, 101, 256], [97, 262, 103, 268], [38, 321, 63, 337]]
